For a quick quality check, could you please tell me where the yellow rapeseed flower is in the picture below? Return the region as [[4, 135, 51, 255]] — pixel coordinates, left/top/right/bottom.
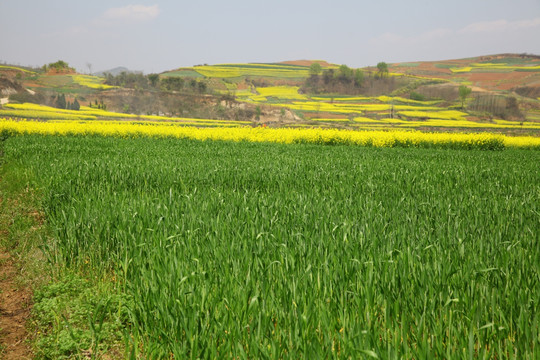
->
[[1, 118, 539, 149]]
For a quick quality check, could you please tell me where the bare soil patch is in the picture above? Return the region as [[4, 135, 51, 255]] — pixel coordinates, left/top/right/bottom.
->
[[0, 252, 32, 359], [465, 71, 534, 91], [280, 60, 333, 67]]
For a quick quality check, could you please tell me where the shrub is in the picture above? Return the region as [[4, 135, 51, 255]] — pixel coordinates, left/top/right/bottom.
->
[[410, 91, 425, 101]]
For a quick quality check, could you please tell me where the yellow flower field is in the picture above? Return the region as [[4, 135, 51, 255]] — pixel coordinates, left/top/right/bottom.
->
[[376, 96, 441, 105], [398, 110, 468, 120], [0, 65, 36, 73], [311, 96, 371, 102], [255, 86, 308, 100], [344, 116, 540, 130], [71, 75, 116, 90], [1, 118, 539, 149], [273, 101, 441, 114], [2, 103, 250, 126], [450, 64, 540, 73], [193, 64, 311, 78], [0, 109, 97, 120], [450, 67, 473, 73], [310, 118, 350, 122]]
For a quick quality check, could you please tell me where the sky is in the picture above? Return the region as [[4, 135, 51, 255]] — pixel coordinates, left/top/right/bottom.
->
[[1, 0, 539, 74]]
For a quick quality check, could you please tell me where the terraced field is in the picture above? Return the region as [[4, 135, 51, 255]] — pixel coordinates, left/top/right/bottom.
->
[[232, 85, 540, 134], [164, 63, 320, 79], [0, 103, 249, 127], [158, 57, 540, 134]]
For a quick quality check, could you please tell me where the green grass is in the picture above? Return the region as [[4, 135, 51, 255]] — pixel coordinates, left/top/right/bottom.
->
[[221, 63, 310, 71], [32, 74, 101, 95], [471, 68, 514, 73], [434, 64, 456, 69], [515, 68, 540, 72], [394, 63, 420, 67], [3, 135, 539, 359], [0, 142, 128, 359], [477, 57, 538, 65], [161, 70, 204, 78], [38, 75, 74, 87], [32, 274, 130, 359]]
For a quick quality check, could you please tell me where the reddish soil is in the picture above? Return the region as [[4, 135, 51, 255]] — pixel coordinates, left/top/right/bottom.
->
[[23, 83, 45, 89], [387, 54, 540, 92], [421, 63, 454, 75], [280, 60, 333, 67], [46, 69, 75, 75], [0, 252, 32, 359], [464, 71, 537, 91]]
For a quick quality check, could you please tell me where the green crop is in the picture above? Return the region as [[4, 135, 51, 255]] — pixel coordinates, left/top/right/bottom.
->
[[4, 135, 539, 359]]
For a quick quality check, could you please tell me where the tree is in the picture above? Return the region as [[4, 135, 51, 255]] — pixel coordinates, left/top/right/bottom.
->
[[322, 69, 334, 84], [309, 62, 322, 76], [410, 91, 425, 101], [280, 108, 286, 120], [338, 64, 354, 82], [354, 69, 364, 87], [376, 62, 388, 78], [55, 93, 66, 109], [197, 81, 207, 93], [161, 77, 184, 91], [45, 60, 73, 73], [255, 106, 262, 121], [72, 98, 80, 111], [148, 74, 160, 88], [459, 85, 472, 109]]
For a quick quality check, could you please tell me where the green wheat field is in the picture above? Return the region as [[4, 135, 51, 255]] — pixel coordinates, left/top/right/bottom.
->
[[2, 134, 538, 358]]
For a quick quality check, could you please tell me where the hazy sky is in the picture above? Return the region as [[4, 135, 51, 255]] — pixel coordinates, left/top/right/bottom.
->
[[1, 0, 539, 74]]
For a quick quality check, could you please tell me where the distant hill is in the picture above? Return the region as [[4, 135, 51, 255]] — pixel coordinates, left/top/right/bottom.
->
[[387, 53, 540, 92], [94, 67, 142, 77], [3, 53, 539, 131]]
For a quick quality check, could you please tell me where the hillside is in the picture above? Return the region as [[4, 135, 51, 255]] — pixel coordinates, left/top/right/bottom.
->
[[389, 53, 540, 91], [93, 66, 142, 77], [1, 54, 540, 136]]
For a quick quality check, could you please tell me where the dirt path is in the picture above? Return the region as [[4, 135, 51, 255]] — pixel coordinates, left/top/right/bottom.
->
[[0, 251, 32, 359]]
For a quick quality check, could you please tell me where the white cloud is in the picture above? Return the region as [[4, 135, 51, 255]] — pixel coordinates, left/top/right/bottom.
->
[[41, 4, 161, 43], [459, 17, 540, 34], [417, 28, 453, 42], [370, 16, 540, 48], [513, 17, 540, 29], [459, 19, 509, 33], [364, 16, 540, 64], [102, 4, 160, 23]]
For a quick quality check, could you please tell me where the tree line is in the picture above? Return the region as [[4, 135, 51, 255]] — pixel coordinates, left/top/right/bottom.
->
[[54, 94, 80, 110], [302, 62, 391, 95], [103, 72, 208, 94]]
